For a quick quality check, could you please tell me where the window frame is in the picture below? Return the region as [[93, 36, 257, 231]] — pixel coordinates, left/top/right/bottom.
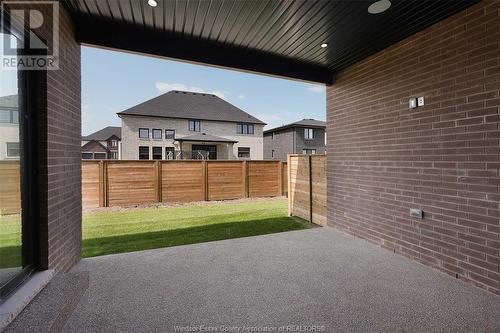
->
[[237, 123, 254, 135], [189, 120, 201, 132], [0, 109, 19, 124], [237, 147, 251, 158], [111, 139, 117, 147], [152, 128, 162, 140], [152, 146, 162, 160], [302, 148, 317, 155], [165, 129, 175, 140], [139, 146, 150, 160], [0, 29, 40, 303], [139, 128, 149, 139], [82, 152, 93, 159], [304, 128, 314, 140], [6, 142, 20, 157], [94, 152, 107, 160]]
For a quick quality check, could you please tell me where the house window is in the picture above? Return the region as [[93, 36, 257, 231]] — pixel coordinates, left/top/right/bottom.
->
[[0, 110, 18, 124], [152, 147, 162, 160], [6, 142, 20, 157], [152, 129, 162, 139], [165, 147, 175, 160], [304, 128, 314, 139], [139, 128, 149, 139], [82, 152, 93, 159], [189, 120, 200, 132], [237, 123, 254, 134], [165, 130, 175, 140], [271, 150, 275, 158], [139, 146, 149, 160], [302, 149, 316, 155], [109, 152, 118, 159], [94, 152, 106, 160], [111, 140, 117, 147], [238, 147, 250, 158]]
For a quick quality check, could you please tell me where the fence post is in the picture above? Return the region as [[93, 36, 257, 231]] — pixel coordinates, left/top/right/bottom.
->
[[98, 161, 104, 207], [98, 160, 109, 207], [203, 160, 208, 201], [287, 155, 292, 216], [277, 161, 282, 196], [309, 155, 313, 224], [243, 161, 249, 198], [155, 161, 162, 203]]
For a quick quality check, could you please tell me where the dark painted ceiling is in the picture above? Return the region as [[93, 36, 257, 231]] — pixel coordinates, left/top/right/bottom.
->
[[64, 0, 479, 84]]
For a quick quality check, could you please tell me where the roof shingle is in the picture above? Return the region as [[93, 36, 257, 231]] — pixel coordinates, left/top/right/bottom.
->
[[117, 90, 265, 125], [82, 126, 121, 141], [264, 119, 326, 134]]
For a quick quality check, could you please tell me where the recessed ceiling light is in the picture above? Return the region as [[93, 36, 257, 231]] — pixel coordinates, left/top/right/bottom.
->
[[368, 0, 391, 14], [321, 43, 328, 48], [148, 0, 158, 7]]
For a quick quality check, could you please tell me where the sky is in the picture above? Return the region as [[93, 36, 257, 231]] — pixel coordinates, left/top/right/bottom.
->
[[81, 46, 326, 135]]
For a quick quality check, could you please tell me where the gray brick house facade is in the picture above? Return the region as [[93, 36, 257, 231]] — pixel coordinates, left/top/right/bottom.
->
[[264, 119, 326, 161], [118, 91, 265, 160]]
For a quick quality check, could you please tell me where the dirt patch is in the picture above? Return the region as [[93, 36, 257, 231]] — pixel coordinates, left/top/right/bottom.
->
[[83, 196, 287, 214]]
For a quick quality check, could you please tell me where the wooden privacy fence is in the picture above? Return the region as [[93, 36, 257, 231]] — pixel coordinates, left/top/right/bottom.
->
[[82, 160, 288, 208], [0, 160, 21, 215], [288, 155, 326, 226]]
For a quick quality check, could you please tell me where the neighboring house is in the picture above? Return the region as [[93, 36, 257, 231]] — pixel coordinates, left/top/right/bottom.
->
[[117, 90, 265, 160], [0, 95, 19, 160], [263, 119, 326, 161], [81, 126, 121, 160]]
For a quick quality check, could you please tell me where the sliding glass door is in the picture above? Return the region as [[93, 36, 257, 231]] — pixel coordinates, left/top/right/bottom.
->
[[0, 31, 38, 302]]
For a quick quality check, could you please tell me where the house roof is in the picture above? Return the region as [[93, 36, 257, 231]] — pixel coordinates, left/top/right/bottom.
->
[[117, 90, 265, 125], [0, 95, 18, 109], [264, 119, 326, 134], [176, 133, 238, 144], [82, 126, 121, 141]]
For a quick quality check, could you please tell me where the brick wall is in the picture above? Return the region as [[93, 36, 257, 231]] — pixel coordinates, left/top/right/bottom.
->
[[327, 1, 499, 295], [293, 127, 327, 155], [37, 5, 82, 271], [264, 129, 295, 161]]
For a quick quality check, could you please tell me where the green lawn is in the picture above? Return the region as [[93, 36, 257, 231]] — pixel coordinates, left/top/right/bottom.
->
[[83, 199, 311, 257], [0, 215, 21, 269], [1, 200, 311, 266]]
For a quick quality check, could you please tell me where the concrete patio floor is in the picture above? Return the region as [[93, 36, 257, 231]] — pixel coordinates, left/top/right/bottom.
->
[[6, 227, 500, 332]]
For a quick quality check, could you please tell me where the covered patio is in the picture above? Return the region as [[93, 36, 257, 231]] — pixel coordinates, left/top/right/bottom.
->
[[6, 228, 500, 332], [176, 133, 238, 160], [1, 0, 499, 329]]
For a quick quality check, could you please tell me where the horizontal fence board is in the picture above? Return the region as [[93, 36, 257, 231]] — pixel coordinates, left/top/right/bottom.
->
[[106, 161, 157, 206], [248, 161, 280, 197], [207, 162, 245, 201], [0, 161, 21, 215], [162, 161, 205, 202]]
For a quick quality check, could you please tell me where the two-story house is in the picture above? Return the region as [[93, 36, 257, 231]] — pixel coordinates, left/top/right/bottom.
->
[[0, 95, 20, 160], [263, 119, 326, 161], [81, 126, 121, 160], [117, 90, 265, 160]]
